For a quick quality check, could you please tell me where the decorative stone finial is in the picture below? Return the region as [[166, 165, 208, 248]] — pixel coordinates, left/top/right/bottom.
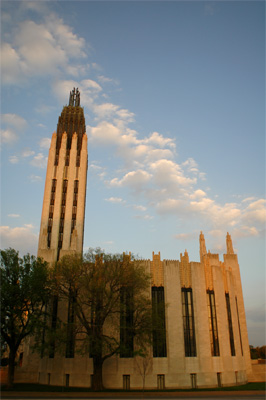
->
[[199, 231, 207, 261], [226, 232, 234, 254]]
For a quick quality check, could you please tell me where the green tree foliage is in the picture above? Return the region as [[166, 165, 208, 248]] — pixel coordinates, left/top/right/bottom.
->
[[0, 248, 50, 388], [50, 249, 152, 390], [250, 345, 266, 360]]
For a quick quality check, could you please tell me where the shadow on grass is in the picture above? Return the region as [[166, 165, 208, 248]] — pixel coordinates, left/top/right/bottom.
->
[[1, 382, 266, 392]]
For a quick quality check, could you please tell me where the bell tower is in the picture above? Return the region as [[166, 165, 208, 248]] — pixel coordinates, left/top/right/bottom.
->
[[38, 88, 88, 263]]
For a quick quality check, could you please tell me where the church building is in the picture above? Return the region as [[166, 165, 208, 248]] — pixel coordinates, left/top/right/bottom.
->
[[18, 89, 252, 389]]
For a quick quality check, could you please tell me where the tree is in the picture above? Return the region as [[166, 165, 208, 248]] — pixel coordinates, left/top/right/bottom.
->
[[51, 249, 152, 390], [135, 349, 152, 391], [0, 248, 50, 388]]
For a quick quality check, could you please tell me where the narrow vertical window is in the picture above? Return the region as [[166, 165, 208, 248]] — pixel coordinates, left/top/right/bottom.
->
[[71, 181, 79, 233], [235, 297, 243, 355], [120, 287, 133, 357], [65, 374, 70, 387], [181, 288, 197, 357], [58, 180, 67, 252], [65, 291, 75, 358], [152, 287, 167, 357], [207, 290, 220, 356], [47, 179, 56, 248], [157, 374, 165, 389], [190, 373, 197, 388], [217, 372, 222, 387], [123, 375, 130, 390], [49, 296, 58, 358], [225, 293, 235, 356]]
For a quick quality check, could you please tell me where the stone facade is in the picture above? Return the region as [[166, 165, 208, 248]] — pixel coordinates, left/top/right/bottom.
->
[[35, 234, 252, 389], [16, 90, 253, 389]]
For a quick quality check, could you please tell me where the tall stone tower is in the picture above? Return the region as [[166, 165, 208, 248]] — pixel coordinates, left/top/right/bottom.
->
[[38, 88, 87, 263]]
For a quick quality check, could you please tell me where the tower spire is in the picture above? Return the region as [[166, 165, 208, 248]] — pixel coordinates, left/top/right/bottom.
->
[[69, 87, 80, 107], [199, 231, 207, 261], [226, 232, 234, 254]]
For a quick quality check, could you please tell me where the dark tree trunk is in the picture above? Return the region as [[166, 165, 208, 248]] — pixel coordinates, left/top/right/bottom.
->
[[92, 356, 104, 390], [7, 348, 16, 389]]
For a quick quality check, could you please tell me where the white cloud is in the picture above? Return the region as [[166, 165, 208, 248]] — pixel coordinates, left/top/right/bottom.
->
[[29, 174, 42, 183], [242, 199, 266, 224], [1, 15, 87, 85], [109, 170, 152, 192], [2, 113, 27, 130], [174, 232, 197, 241], [82, 79, 102, 91], [133, 205, 147, 212], [97, 75, 118, 85], [8, 214, 20, 218], [9, 155, 19, 164], [232, 226, 259, 238], [0, 225, 38, 255], [150, 159, 197, 189], [30, 153, 48, 168], [1, 43, 22, 84], [190, 189, 207, 199], [134, 214, 153, 220], [89, 121, 122, 145], [1, 129, 18, 144], [155, 198, 186, 215], [105, 197, 124, 203], [22, 149, 35, 157], [144, 132, 175, 149], [39, 137, 51, 149], [1, 114, 27, 143]]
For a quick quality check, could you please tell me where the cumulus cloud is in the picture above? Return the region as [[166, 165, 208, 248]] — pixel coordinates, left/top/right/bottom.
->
[[150, 159, 197, 189], [109, 170, 152, 192], [1, 114, 27, 143], [30, 153, 48, 168], [1, 14, 87, 85], [1, 129, 18, 144], [29, 174, 42, 183], [0, 225, 38, 255], [22, 149, 35, 157], [9, 155, 19, 164], [39, 138, 51, 149], [2, 113, 27, 130], [242, 199, 266, 224], [174, 232, 197, 241], [105, 197, 124, 203]]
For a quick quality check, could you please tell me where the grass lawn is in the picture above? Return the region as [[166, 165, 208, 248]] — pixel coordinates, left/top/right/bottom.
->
[[1, 382, 265, 392]]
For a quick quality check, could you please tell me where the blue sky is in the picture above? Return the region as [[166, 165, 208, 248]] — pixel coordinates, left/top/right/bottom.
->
[[1, 1, 265, 346]]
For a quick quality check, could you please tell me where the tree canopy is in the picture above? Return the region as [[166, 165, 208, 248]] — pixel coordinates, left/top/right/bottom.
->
[[0, 248, 50, 388], [49, 249, 153, 390]]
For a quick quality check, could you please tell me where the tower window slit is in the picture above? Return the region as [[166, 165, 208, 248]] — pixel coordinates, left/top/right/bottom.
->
[[71, 220, 76, 233], [47, 232, 51, 248], [51, 179, 57, 192], [182, 288, 196, 357], [152, 286, 167, 357], [49, 205, 54, 219], [207, 290, 220, 356], [235, 297, 243, 355], [65, 150, 70, 167], [120, 286, 134, 358], [63, 179, 68, 193], [225, 293, 235, 356]]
